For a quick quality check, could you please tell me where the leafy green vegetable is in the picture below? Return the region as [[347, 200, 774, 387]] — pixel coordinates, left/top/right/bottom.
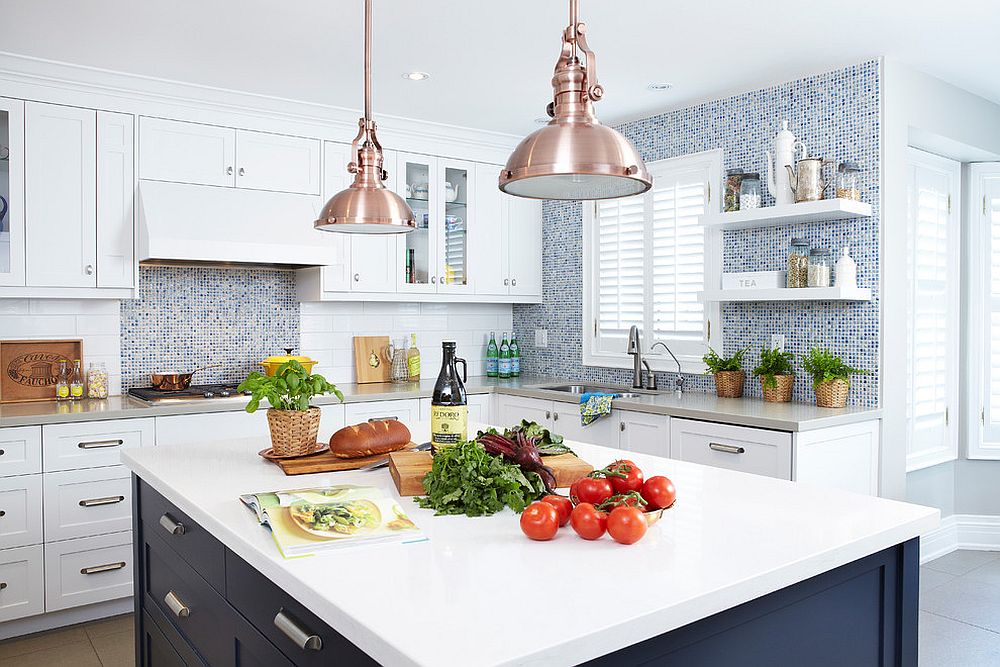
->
[[415, 439, 546, 516], [752, 346, 796, 390], [800, 347, 867, 388], [507, 420, 573, 456], [238, 360, 344, 412], [702, 346, 749, 374]]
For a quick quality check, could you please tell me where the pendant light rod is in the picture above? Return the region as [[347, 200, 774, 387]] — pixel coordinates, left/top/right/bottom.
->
[[364, 0, 372, 123]]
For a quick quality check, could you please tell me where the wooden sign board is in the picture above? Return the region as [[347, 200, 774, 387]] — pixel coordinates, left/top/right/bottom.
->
[[353, 336, 390, 384], [1, 339, 83, 403]]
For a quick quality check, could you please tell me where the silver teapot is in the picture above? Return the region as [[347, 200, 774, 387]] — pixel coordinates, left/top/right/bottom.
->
[[784, 157, 834, 203]]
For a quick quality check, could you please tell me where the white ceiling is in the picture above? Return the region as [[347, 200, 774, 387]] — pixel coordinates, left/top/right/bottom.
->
[[0, 0, 997, 136]]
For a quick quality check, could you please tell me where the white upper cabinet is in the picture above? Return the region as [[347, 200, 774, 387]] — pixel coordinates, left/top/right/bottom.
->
[[25, 102, 97, 288], [235, 130, 320, 195], [473, 162, 507, 295], [139, 117, 235, 187], [0, 97, 25, 287], [96, 111, 135, 288], [506, 195, 542, 296], [437, 159, 473, 295], [396, 152, 439, 294]]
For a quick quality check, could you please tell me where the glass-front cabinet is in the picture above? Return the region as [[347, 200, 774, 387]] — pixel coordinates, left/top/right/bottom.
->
[[0, 97, 25, 286], [439, 160, 470, 294]]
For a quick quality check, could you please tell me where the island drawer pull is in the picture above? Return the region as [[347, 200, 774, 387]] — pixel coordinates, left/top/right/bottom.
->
[[708, 442, 746, 454], [159, 513, 186, 535], [274, 608, 323, 651], [79, 495, 125, 507], [78, 439, 123, 449], [367, 416, 398, 422], [81, 561, 126, 575], [164, 590, 190, 618]]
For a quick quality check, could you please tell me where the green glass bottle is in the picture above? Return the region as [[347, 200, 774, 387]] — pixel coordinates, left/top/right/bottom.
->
[[499, 333, 511, 379], [486, 332, 499, 377], [509, 333, 520, 377]]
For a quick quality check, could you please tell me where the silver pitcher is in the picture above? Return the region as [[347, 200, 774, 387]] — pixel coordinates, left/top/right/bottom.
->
[[784, 158, 834, 203]]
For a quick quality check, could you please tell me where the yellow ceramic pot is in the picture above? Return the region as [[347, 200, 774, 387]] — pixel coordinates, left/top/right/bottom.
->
[[260, 348, 317, 376]]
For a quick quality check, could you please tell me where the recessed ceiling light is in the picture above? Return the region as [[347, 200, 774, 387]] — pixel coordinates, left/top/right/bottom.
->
[[402, 71, 430, 81], [534, 117, 551, 125], [647, 82, 673, 91]]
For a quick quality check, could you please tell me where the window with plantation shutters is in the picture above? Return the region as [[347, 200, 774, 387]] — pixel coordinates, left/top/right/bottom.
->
[[970, 162, 1000, 460]]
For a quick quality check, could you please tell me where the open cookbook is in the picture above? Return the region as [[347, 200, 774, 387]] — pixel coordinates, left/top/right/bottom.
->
[[240, 485, 425, 558]]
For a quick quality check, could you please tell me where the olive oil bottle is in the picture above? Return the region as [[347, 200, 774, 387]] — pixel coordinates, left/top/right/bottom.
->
[[431, 341, 468, 451]]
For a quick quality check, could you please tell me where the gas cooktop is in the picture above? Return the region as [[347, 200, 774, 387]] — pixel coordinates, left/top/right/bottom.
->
[[128, 383, 251, 404]]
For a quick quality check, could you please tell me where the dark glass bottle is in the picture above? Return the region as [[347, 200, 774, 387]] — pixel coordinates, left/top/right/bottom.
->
[[431, 341, 468, 451]]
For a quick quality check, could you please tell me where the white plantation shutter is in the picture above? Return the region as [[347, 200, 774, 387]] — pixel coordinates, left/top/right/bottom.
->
[[975, 165, 1000, 457], [595, 194, 646, 353]]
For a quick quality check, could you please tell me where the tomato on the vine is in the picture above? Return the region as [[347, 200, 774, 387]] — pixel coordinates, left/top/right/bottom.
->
[[597, 491, 647, 512], [540, 495, 573, 527], [642, 476, 677, 510], [574, 476, 614, 506], [520, 502, 560, 541], [570, 503, 608, 540], [605, 460, 644, 494], [569, 479, 583, 505], [607, 506, 647, 545]]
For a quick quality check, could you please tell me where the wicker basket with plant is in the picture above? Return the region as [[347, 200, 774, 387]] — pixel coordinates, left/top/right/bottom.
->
[[800, 347, 866, 408], [238, 360, 344, 457], [702, 346, 749, 398], [752, 346, 796, 402]]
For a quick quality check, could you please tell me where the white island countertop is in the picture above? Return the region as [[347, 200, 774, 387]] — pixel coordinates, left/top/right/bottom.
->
[[122, 422, 937, 667]]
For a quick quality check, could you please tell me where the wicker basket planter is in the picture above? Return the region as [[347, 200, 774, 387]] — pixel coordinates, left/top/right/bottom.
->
[[815, 379, 849, 408], [266, 407, 322, 457], [760, 375, 794, 403], [714, 370, 745, 398]]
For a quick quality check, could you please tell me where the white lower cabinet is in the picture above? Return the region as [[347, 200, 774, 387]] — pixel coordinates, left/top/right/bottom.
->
[[670, 418, 792, 480], [0, 474, 43, 550], [618, 412, 671, 457], [0, 426, 42, 477], [0, 544, 44, 622], [497, 394, 554, 428], [42, 418, 155, 471], [156, 404, 346, 446], [495, 395, 619, 447], [44, 531, 133, 612], [344, 399, 420, 426], [43, 467, 132, 542]]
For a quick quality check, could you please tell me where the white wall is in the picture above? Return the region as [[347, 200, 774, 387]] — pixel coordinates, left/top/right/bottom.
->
[[300, 302, 514, 384]]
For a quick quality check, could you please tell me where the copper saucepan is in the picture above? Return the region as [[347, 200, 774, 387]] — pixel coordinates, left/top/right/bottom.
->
[[149, 364, 220, 391]]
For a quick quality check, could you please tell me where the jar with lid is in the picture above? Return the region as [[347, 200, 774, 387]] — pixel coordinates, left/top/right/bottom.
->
[[787, 238, 810, 288], [739, 173, 762, 209], [724, 168, 744, 212], [87, 362, 109, 399], [808, 248, 833, 287], [836, 161, 861, 201]]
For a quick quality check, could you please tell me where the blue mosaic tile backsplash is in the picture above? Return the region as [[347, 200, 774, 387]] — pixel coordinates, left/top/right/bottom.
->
[[120, 266, 299, 390], [513, 61, 881, 407]]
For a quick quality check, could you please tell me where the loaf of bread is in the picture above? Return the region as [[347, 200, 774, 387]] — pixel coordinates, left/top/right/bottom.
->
[[328, 420, 412, 459]]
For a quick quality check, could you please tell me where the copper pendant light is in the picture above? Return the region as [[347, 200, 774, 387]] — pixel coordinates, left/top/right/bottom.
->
[[499, 0, 651, 201], [315, 0, 415, 233]]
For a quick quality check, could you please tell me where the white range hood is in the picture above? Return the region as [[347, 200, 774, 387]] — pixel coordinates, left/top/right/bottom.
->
[[137, 180, 343, 267]]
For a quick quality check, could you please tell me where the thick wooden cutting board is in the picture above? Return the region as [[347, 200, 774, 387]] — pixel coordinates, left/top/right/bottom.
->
[[1, 339, 83, 403], [270, 442, 420, 475], [388, 451, 594, 496], [353, 336, 390, 384]]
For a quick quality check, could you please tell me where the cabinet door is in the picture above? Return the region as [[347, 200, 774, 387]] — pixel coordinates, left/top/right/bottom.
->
[[0, 544, 44, 623], [24, 102, 97, 287], [473, 162, 508, 295], [438, 159, 472, 294], [139, 117, 236, 187], [551, 405, 620, 447], [670, 418, 792, 480], [318, 141, 353, 292], [236, 130, 321, 195], [496, 395, 552, 429], [396, 152, 437, 293], [507, 195, 543, 296], [0, 473, 42, 549], [351, 235, 397, 292], [618, 411, 670, 457], [97, 111, 135, 288], [0, 97, 26, 287], [156, 412, 267, 447], [344, 399, 420, 425]]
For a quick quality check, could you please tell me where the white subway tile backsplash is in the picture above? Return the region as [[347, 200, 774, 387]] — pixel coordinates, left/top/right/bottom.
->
[[0, 315, 77, 337], [0, 300, 29, 315], [29, 299, 119, 315], [300, 314, 335, 333], [75, 315, 120, 335]]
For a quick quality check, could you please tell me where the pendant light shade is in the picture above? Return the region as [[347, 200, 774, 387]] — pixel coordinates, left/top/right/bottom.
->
[[315, 0, 415, 233], [500, 0, 651, 201]]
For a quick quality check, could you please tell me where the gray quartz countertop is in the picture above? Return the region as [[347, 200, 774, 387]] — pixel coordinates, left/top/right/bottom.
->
[[0, 375, 879, 432]]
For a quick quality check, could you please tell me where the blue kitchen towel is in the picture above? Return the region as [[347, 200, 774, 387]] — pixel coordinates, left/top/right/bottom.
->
[[580, 392, 616, 426]]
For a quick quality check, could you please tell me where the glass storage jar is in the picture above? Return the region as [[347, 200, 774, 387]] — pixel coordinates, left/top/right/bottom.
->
[[739, 173, 762, 209], [808, 248, 833, 287], [836, 161, 861, 201], [724, 168, 744, 212], [787, 238, 810, 288], [86, 362, 109, 399]]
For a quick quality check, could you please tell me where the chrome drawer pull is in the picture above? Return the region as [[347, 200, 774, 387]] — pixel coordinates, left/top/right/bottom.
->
[[0, 510, 5, 518], [79, 495, 125, 507], [708, 442, 746, 454], [0, 582, 6, 590], [77, 439, 123, 449], [0, 449, 5, 456], [274, 608, 323, 651], [367, 416, 398, 422], [164, 590, 190, 618], [159, 513, 186, 535], [81, 561, 126, 575]]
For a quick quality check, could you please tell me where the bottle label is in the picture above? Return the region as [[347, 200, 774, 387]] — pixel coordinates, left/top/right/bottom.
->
[[70, 384, 84, 398], [486, 358, 498, 374], [408, 356, 420, 377], [511, 357, 520, 375], [499, 358, 511, 375], [56, 384, 70, 398], [431, 405, 467, 449]]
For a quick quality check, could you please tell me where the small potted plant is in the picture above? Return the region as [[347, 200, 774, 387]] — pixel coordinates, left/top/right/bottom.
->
[[800, 347, 866, 408], [702, 346, 749, 398], [238, 360, 344, 457], [752, 346, 796, 402]]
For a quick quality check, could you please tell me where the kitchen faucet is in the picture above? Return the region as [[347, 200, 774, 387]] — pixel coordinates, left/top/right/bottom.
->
[[650, 341, 684, 396], [626, 325, 644, 389]]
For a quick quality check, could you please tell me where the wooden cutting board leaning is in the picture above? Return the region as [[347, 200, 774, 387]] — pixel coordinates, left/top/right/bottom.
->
[[0, 339, 83, 403], [353, 336, 391, 384]]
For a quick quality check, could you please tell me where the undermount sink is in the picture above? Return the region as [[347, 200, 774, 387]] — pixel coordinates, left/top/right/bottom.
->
[[537, 384, 648, 399]]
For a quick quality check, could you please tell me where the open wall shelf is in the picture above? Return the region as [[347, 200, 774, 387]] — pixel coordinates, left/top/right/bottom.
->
[[700, 199, 873, 230], [700, 286, 872, 302]]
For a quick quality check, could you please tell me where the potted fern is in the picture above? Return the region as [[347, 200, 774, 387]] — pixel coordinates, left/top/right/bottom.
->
[[800, 347, 866, 408], [238, 360, 344, 457], [702, 346, 749, 398], [752, 346, 796, 402]]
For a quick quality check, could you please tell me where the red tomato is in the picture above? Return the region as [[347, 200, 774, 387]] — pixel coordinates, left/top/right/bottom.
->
[[569, 479, 583, 505], [607, 506, 647, 545], [642, 476, 677, 510], [520, 502, 560, 541], [605, 460, 644, 494], [575, 477, 614, 505], [541, 495, 573, 527], [570, 503, 608, 540]]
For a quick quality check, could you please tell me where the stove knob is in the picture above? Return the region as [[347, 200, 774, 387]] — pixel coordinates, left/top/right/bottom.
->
[[202, 391, 215, 398], [219, 390, 232, 397]]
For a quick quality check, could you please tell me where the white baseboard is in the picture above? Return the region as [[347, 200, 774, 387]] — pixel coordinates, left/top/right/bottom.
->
[[0, 597, 132, 641], [920, 514, 1000, 563]]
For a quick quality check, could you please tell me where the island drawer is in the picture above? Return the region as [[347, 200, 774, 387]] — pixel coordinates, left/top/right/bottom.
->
[[0, 473, 43, 549], [44, 531, 133, 611], [43, 418, 155, 472], [225, 550, 378, 667], [138, 480, 225, 592], [670, 418, 792, 480], [0, 426, 42, 477], [142, 607, 199, 667], [43, 467, 132, 541]]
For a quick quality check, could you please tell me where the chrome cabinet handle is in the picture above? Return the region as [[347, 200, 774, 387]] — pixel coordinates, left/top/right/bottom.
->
[[159, 513, 186, 535], [367, 416, 398, 422], [0, 582, 6, 590], [504, 278, 510, 286], [544, 410, 551, 419], [0, 510, 5, 518], [164, 590, 190, 618], [274, 609, 323, 651], [353, 273, 360, 282], [238, 167, 245, 176], [85, 265, 94, 275], [620, 421, 626, 432], [553, 412, 559, 421], [511, 278, 517, 286], [79, 495, 125, 507], [77, 439, 123, 449], [440, 275, 446, 285], [708, 442, 746, 454], [81, 561, 126, 575], [226, 166, 234, 175], [0, 449, 4, 456], [431, 276, 437, 284]]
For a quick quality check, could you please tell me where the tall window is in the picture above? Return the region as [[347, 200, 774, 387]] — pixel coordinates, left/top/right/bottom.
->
[[583, 151, 720, 371]]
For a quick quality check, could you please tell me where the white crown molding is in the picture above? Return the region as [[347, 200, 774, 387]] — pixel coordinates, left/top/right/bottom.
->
[[0, 51, 519, 164], [920, 514, 1000, 563]]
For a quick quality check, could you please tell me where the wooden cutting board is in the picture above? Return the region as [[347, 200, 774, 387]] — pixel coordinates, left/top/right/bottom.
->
[[388, 451, 594, 496], [353, 336, 390, 384], [1, 339, 83, 403], [269, 442, 421, 475]]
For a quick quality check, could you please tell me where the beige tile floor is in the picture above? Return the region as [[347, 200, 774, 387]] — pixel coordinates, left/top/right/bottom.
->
[[0, 614, 132, 667]]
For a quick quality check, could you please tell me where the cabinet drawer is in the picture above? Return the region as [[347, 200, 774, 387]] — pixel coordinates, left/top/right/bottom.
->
[[344, 399, 420, 425], [44, 531, 133, 611], [155, 411, 268, 447], [0, 544, 44, 622], [44, 467, 132, 541], [138, 480, 224, 591], [144, 601, 207, 667], [43, 418, 155, 471], [670, 418, 792, 480], [226, 550, 377, 667], [0, 426, 42, 477], [0, 474, 43, 549]]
